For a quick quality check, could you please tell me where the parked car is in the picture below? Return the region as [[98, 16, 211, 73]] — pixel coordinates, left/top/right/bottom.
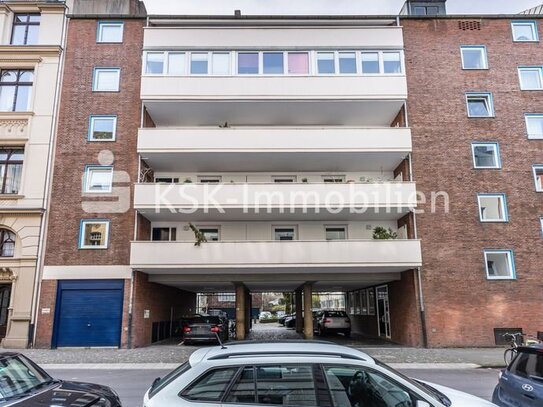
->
[[259, 311, 273, 321], [492, 345, 542, 406], [278, 313, 292, 326], [0, 352, 121, 406], [144, 341, 496, 407], [315, 310, 352, 337], [183, 315, 228, 346]]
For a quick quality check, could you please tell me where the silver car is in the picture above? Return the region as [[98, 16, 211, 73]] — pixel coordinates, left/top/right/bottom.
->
[[144, 341, 497, 407], [315, 310, 351, 336]]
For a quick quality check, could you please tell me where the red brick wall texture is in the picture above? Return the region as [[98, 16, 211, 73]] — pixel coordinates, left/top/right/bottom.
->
[[403, 18, 543, 347]]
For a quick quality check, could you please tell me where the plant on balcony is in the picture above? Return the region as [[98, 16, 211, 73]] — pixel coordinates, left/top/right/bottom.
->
[[372, 226, 398, 240], [184, 178, 193, 183], [301, 178, 308, 183], [189, 223, 207, 246], [359, 176, 374, 183]]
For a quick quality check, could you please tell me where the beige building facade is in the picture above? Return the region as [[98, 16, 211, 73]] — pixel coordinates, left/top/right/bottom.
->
[[0, 1, 65, 348]]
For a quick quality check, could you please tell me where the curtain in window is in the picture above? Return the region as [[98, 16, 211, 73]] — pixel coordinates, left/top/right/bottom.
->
[[288, 53, 309, 74]]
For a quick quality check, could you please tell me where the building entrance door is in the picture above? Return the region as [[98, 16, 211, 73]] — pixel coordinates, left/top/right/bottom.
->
[[0, 284, 11, 339], [376, 285, 391, 339]]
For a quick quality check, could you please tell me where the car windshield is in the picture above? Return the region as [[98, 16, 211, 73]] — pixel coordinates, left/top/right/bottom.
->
[[324, 311, 347, 317], [376, 360, 451, 406], [0, 354, 53, 401]]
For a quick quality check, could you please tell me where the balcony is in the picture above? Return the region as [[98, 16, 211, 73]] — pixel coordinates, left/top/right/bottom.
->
[[134, 182, 417, 221], [130, 239, 422, 275], [138, 127, 412, 172]]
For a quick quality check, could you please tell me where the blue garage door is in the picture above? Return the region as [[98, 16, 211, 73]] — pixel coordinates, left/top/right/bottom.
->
[[53, 280, 124, 348]]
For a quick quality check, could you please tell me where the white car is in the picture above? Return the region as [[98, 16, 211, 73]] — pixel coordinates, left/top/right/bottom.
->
[[144, 341, 496, 407]]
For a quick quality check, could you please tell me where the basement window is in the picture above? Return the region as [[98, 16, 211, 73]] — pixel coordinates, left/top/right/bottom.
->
[[461, 46, 488, 70], [484, 250, 515, 280], [472, 143, 500, 169], [79, 220, 110, 249], [512, 21, 538, 42], [152, 227, 176, 241], [466, 93, 494, 117], [533, 165, 543, 192], [478, 194, 508, 222]]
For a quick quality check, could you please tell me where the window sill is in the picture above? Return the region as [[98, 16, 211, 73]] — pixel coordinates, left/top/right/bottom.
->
[[79, 246, 109, 250], [0, 194, 24, 200]]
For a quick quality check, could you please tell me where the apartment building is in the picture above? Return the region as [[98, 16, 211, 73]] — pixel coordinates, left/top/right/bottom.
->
[[400, 1, 543, 346], [0, 1, 65, 348]]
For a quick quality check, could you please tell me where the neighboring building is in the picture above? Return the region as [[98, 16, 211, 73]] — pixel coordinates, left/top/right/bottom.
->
[[400, 2, 543, 346], [0, 1, 66, 348]]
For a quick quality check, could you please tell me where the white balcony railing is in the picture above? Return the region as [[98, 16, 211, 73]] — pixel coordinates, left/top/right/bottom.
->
[[130, 239, 422, 271]]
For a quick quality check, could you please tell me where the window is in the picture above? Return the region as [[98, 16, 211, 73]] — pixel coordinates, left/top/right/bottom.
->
[[288, 52, 309, 74], [191, 53, 209, 74], [84, 166, 113, 193], [225, 367, 254, 403], [0, 149, 23, 194], [512, 21, 538, 42], [217, 293, 235, 302], [533, 165, 543, 192], [361, 52, 380, 74], [383, 52, 402, 74], [198, 176, 222, 184], [525, 114, 543, 139], [273, 176, 296, 183], [274, 227, 296, 241], [472, 143, 501, 169], [324, 365, 413, 407], [182, 367, 238, 402], [155, 177, 179, 183], [263, 52, 284, 74], [326, 226, 346, 240], [88, 116, 116, 141], [92, 68, 120, 92], [508, 350, 543, 379], [413, 6, 439, 15], [256, 365, 317, 405], [466, 93, 494, 117], [541, 217, 543, 237], [197, 227, 219, 242], [461, 46, 488, 70], [0, 229, 15, 257], [339, 52, 357, 74], [97, 21, 123, 43], [11, 14, 40, 45], [0, 70, 33, 112], [211, 53, 230, 75], [152, 227, 176, 241], [238, 53, 259, 74], [323, 175, 345, 183], [145, 52, 165, 74], [519, 67, 543, 90], [168, 52, 185, 75], [478, 194, 508, 222], [79, 220, 110, 249], [484, 250, 515, 280], [317, 52, 335, 74], [368, 288, 376, 315]]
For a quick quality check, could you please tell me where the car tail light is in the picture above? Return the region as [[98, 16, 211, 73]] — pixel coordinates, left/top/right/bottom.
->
[[324, 319, 333, 324], [210, 326, 220, 333], [183, 326, 192, 333]]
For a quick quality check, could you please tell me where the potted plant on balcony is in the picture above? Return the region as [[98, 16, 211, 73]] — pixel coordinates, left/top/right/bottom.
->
[[183, 178, 193, 183], [301, 178, 308, 183], [189, 223, 207, 246], [372, 226, 398, 240]]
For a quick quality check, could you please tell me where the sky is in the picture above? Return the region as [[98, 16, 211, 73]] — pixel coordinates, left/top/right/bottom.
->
[[142, 0, 543, 16]]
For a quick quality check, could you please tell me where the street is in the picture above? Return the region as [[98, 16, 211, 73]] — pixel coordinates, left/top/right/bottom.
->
[[50, 367, 500, 407]]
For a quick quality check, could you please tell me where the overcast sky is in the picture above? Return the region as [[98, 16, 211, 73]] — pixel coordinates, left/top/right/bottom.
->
[[142, 0, 543, 16]]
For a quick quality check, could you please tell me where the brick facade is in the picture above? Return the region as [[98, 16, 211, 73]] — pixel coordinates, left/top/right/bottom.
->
[[402, 18, 543, 347]]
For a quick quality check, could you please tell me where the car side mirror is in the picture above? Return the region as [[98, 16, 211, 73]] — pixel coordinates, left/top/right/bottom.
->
[[416, 401, 431, 407], [150, 377, 161, 391]]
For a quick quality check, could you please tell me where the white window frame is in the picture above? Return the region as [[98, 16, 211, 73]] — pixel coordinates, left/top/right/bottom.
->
[[79, 220, 110, 249], [484, 250, 516, 280], [195, 226, 220, 242], [460, 46, 488, 70], [477, 193, 508, 222], [512, 21, 539, 42], [471, 142, 501, 169], [525, 114, 543, 139], [92, 67, 120, 92], [325, 225, 348, 241], [96, 21, 124, 43], [466, 92, 495, 118], [533, 165, 543, 192], [518, 66, 543, 90], [84, 165, 113, 193], [88, 115, 117, 141], [152, 227, 176, 241], [273, 225, 298, 241]]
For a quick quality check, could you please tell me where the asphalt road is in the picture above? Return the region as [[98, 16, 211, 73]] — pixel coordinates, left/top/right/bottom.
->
[[50, 367, 499, 406]]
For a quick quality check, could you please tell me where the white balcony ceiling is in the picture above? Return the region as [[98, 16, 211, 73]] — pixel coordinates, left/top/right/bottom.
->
[[144, 99, 404, 127]]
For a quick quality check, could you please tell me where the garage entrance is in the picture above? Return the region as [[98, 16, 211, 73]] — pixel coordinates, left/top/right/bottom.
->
[[52, 280, 124, 348]]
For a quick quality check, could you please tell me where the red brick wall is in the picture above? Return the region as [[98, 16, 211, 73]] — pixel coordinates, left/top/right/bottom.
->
[[34, 280, 57, 348], [403, 18, 543, 347], [130, 272, 196, 348], [388, 270, 423, 347], [44, 18, 144, 267]]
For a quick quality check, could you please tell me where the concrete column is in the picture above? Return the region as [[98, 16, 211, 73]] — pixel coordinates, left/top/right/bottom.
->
[[235, 284, 246, 340], [295, 289, 303, 333], [303, 283, 314, 339]]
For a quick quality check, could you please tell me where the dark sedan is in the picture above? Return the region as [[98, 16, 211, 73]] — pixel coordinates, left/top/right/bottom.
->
[[0, 352, 121, 406], [183, 315, 228, 346], [493, 345, 543, 407]]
